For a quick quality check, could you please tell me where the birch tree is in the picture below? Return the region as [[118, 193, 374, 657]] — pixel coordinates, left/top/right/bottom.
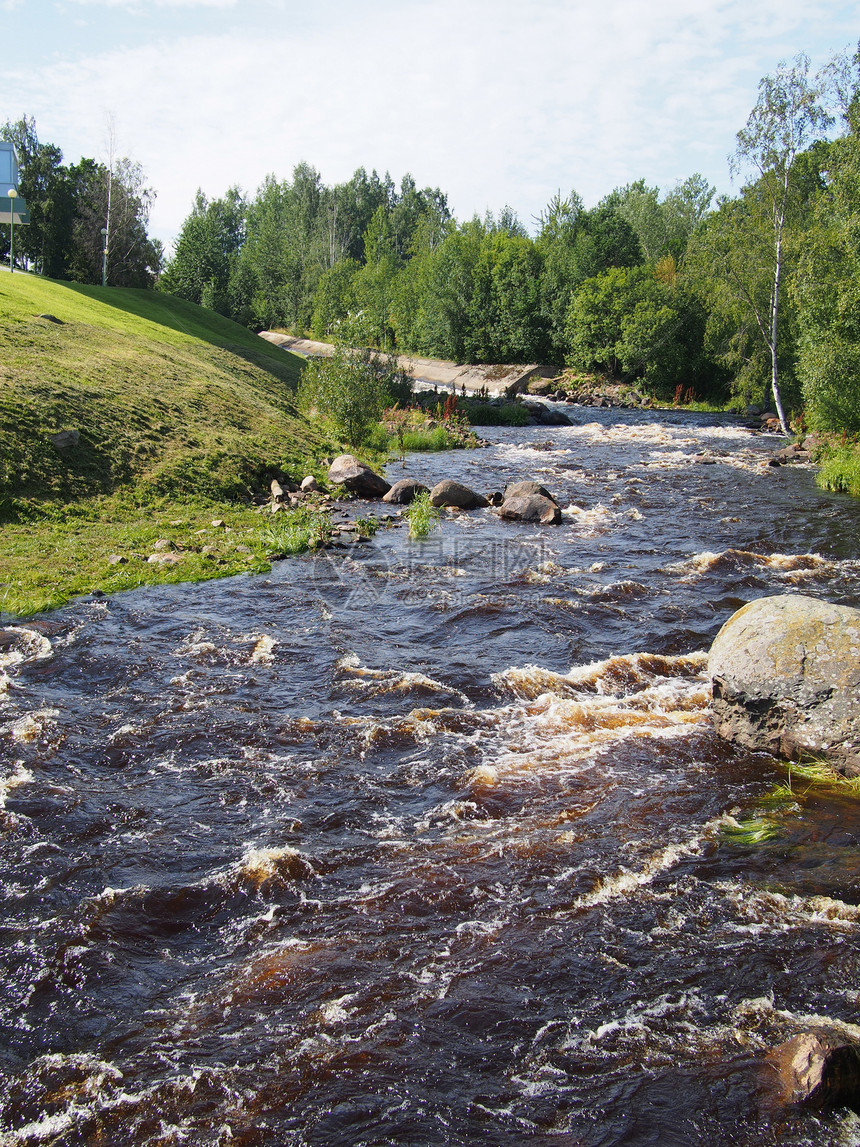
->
[[730, 54, 831, 431]]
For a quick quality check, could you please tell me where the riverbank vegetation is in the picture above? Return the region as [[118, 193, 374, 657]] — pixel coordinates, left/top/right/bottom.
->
[[0, 274, 358, 615], [5, 46, 860, 508]]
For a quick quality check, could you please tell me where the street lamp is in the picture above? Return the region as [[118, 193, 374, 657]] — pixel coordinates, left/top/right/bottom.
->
[[100, 226, 108, 287], [7, 188, 17, 273]]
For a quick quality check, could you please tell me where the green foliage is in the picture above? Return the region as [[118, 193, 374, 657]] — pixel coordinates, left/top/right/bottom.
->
[[159, 187, 246, 315], [311, 259, 359, 336], [405, 490, 441, 538], [565, 265, 718, 397], [461, 401, 530, 426], [299, 313, 412, 445], [796, 102, 860, 432], [1, 116, 160, 285], [815, 445, 860, 496], [261, 507, 333, 554]]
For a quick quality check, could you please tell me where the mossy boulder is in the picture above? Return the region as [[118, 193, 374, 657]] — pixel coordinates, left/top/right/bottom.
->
[[709, 594, 860, 774]]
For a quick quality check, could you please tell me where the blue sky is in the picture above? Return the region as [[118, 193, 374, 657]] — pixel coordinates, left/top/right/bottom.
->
[[4, 0, 858, 249]]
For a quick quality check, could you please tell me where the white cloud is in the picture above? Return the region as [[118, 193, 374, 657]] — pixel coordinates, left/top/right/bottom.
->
[[7, 0, 855, 245]]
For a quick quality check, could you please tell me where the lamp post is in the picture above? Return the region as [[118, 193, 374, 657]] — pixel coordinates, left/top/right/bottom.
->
[[7, 188, 17, 273], [100, 226, 108, 287]]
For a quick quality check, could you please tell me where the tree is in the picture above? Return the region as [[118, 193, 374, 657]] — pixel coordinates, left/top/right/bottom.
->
[[565, 265, 718, 398], [729, 54, 832, 430], [68, 155, 161, 287], [160, 187, 245, 313], [796, 54, 860, 432], [0, 116, 77, 276], [298, 312, 410, 445]]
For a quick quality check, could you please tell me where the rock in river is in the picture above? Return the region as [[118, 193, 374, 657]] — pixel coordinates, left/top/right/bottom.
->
[[327, 455, 391, 499], [709, 594, 860, 774], [499, 494, 562, 525], [429, 480, 489, 509], [503, 480, 559, 505], [383, 479, 429, 505], [768, 1029, 860, 1111]]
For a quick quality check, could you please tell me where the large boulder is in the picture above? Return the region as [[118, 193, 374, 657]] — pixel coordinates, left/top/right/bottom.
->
[[521, 401, 572, 426], [504, 480, 559, 505], [708, 594, 860, 774], [383, 479, 429, 505], [327, 455, 390, 499], [429, 480, 489, 510], [499, 494, 562, 525]]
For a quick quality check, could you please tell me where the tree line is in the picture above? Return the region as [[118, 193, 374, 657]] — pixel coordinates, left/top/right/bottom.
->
[[1, 115, 161, 286], [6, 47, 860, 437]]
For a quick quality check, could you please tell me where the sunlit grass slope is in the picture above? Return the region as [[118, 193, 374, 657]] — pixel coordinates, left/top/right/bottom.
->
[[0, 274, 346, 616], [0, 273, 333, 507]]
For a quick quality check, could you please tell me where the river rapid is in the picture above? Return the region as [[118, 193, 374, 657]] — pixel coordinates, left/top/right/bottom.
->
[[2, 407, 860, 1147]]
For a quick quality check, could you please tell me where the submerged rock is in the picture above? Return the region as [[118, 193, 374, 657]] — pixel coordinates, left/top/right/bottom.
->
[[327, 455, 390, 498], [769, 1029, 860, 1111], [709, 594, 860, 774], [429, 480, 489, 509]]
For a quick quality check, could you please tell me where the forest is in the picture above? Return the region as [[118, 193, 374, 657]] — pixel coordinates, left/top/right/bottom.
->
[[5, 50, 860, 445]]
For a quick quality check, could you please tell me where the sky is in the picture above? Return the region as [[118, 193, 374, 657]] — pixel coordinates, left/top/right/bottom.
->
[[3, 0, 858, 251]]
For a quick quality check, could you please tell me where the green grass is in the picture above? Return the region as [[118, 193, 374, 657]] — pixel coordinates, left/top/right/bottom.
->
[[405, 491, 441, 539], [718, 759, 860, 852], [0, 274, 338, 511], [815, 444, 860, 497], [0, 274, 360, 615]]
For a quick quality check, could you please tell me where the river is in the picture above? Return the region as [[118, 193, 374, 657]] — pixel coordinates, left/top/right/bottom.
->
[[2, 407, 860, 1146]]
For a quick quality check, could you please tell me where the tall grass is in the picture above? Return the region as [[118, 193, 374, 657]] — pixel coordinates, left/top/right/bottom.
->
[[405, 491, 441, 539], [816, 445, 860, 497]]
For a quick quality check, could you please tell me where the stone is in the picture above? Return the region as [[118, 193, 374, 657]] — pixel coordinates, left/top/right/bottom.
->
[[526, 377, 557, 396], [382, 479, 429, 505], [235, 545, 252, 554], [147, 552, 184, 566], [503, 480, 559, 505], [300, 475, 321, 493], [521, 401, 573, 426], [773, 443, 809, 464], [429, 480, 489, 509], [270, 479, 285, 502], [107, 554, 127, 566], [50, 430, 79, 450], [769, 1029, 860, 1111], [152, 539, 173, 552], [211, 519, 226, 528], [709, 594, 860, 774], [327, 454, 391, 498], [498, 494, 562, 525]]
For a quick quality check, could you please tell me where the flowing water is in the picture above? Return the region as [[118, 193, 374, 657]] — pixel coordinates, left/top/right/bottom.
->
[[2, 408, 860, 1147]]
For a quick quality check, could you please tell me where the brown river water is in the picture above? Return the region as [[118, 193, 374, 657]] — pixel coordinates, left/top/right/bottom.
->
[[2, 408, 860, 1146]]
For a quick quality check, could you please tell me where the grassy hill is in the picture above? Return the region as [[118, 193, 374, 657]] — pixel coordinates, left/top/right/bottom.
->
[[0, 274, 336, 507], [0, 274, 343, 616]]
